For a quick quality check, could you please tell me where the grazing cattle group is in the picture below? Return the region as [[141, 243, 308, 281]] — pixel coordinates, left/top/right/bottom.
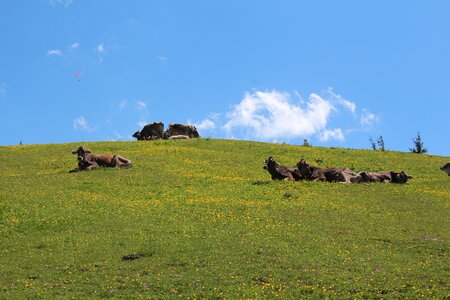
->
[[133, 122, 200, 140], [264, 157, 414, 184], [67, 132, 446, 186]]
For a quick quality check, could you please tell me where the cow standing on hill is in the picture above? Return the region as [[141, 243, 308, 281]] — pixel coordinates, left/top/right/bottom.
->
[[132, 122, 164, 140], [69, 146, 132, 172], [163, 123, 200, 139]]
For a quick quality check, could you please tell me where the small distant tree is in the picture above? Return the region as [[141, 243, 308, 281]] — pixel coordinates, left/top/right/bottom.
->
[[377, 135, 385, 152], [409, 132, 427, 154], [302, 139, 312, 147], [369, 136, 377, 150]]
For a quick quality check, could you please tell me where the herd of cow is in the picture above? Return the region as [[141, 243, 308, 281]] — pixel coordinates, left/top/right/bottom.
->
[[264, 156, 416, 184], [69, 122, 200, 172], [68, 122, 450, 181], [69, 147, 450, 181]]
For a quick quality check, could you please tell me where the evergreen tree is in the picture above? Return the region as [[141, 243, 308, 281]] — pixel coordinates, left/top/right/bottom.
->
[[377, 136, 385, 151], [369, 136, 377, 150], [409, 132, 428, 154]]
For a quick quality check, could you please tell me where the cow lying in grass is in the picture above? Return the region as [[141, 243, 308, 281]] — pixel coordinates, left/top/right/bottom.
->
[[263, 156, 302, 181], [295, 159, 412, 184], [264, 157, 413, 184], [358, 171, 413, 183], [69, 146, 132, 172], [295, 159, 362, 183], [441, 163, 450, 176]]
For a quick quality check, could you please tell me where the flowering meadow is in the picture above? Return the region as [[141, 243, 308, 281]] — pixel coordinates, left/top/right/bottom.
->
[[0, 139, 448, 298]]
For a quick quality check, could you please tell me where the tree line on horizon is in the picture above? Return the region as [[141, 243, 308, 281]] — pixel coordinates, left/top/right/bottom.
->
[[367, 132, 428, 154]]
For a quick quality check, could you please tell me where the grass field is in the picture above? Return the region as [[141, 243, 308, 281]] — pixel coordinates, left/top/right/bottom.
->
[[0, 139, 449, 299]]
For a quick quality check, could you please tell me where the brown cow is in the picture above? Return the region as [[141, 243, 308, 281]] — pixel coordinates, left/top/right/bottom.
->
[[132, 122, 164, 140], [263, 156, 302, 181], [295, 159, 361, 183], [163, 123, 200, 139], [358, 171, 393, 183], [69, 146, 132, 172], [359, 171, 413, 183], [391, 171, 413, 183]]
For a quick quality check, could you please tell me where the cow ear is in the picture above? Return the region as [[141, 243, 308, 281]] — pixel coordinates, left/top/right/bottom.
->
[[72, 150, 77, 154], [85, 150, 92, 154]]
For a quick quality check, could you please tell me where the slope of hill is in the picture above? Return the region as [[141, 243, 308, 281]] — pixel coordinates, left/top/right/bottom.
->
[[0, 139, 448, 298]]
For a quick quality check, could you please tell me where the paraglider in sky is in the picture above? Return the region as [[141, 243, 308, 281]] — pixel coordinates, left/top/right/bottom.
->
[[74, 71, 84, 81]]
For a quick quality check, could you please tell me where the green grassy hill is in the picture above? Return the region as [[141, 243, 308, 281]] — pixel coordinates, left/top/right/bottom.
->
[[0, 139, 448, 299]]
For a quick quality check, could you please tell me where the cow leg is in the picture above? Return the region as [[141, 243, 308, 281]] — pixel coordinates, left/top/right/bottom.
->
[[85, 162, 99, 170], [113, 155, 132, 168], [286, 173, 295, 181], [69, 160, 86, 173]]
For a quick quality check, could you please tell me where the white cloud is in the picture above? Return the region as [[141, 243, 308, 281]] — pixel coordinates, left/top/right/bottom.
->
[[70, 42, 79, 49], [47, 49, 63, 56], [326, 87, 356, 113], [49, 0, 73, 7], [360, 110, 380, 126], [97, 44, 105, 63], [106, 99, 148, 130], [194, 119, 215, 131], [156, 56, 168, 63], [191, 88, 380, 145], [137, 121, 148, 128], [135, 101, 147, 111], [224, 90, 334, 140], [97, 44, 105, 54], [134, 101, 149, 128], [73, 116, 95, 132], [319, 128, 345, 142], [119, 99, 128, 110]]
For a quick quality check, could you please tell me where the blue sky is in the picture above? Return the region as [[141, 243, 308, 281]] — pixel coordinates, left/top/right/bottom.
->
[[1, 1, 449, 155]]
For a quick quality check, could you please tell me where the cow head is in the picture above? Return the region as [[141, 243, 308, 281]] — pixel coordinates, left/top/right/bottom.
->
[[296, 159, 313, 178], [72, 146, 92, 161], [263, 156, 278, 170], [132, 131, 143, 140], [189, 125, 200, 138], [392, 171, 413, 183], [296, 158, 309, 170]]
